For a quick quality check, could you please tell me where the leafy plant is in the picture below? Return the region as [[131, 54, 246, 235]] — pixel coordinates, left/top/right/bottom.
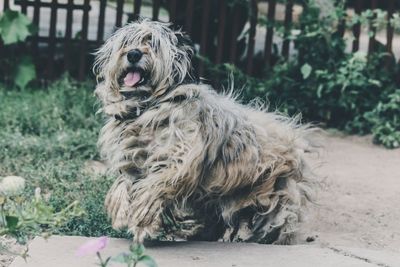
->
[[365, 90, 400, 148], [0, 176, 84, 259], [203, 0, 400, 148], [112, 244, 157, 267], [0, 76, 133, 238], [77, 237, 157, 267], [0, 10, 36, 89], [0, 10, 33, 44]]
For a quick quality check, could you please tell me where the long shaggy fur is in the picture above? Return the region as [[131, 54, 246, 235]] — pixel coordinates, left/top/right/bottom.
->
[[94, 19, 315, 244]]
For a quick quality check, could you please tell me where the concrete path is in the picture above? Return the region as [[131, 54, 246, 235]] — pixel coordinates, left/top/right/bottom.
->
[[10, 236, 400, 267]]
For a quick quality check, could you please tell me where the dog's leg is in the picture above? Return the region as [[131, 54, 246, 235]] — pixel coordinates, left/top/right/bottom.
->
[[125, 120, 206, 242], [126, 171, 181, 243], [126, 175, 164, 243], [249, 201, 301, 244], [105, 175, 133, 230]]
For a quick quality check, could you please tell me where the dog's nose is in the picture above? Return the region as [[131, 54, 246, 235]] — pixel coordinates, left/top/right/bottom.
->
[[127, 49, 142, 63]]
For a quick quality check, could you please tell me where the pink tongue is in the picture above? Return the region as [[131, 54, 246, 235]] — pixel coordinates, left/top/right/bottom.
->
[[123, 71, 141, 87]]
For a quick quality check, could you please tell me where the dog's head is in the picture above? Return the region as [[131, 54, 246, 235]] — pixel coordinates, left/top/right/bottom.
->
[[94, 19, 196, 117]]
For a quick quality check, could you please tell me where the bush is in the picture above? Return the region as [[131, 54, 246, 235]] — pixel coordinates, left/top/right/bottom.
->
[[204, 0, 400, 148]]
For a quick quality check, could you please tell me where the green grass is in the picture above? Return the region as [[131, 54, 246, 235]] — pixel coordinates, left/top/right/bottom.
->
[[0, 77, 130, 238]]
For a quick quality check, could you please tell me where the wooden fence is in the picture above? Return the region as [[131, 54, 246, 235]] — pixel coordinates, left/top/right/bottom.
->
[[1, 0, 399, 81]]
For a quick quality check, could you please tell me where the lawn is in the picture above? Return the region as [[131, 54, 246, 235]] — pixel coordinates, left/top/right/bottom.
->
[[0, 77, 130, 238]]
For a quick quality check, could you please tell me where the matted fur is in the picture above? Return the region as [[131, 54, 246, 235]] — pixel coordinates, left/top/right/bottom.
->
[[94, 18, 316, 244]]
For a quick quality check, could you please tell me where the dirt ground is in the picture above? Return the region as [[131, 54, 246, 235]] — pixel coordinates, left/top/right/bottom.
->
[[299, 132, 400, 253]]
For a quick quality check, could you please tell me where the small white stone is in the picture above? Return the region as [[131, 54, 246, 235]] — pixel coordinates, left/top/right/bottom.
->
[[0, 176, 26, 196]]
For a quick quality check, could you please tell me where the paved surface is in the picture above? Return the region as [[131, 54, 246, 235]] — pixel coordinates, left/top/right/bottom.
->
[[298, 133, 400, 253], [10, 236, 400, 267]]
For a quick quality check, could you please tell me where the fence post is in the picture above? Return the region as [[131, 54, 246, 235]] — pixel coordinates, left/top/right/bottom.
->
[[152, 0, 161, 21], [64, 0, 74, 73], [264, 0, 276, 67], [79, 0, 90, 80], [282, 0, 293, 59], [131, 0, 141, 22], [184, 0, 195, 34], [97, 0, 107, 43], [386, 0, 395, 54], [3, 0, 10, 10], [116, 0, 124, 28], [32, 0, 41, 66], [215, 0, 226, 65], [198, 0, 210, 77], [46, 0, 58, 79], [246, 0, 258, 75], [169, 0, 177, 22], [367, 0, 378, 55], [20, 0, 27, 14], [229, 6, 240, 64], [352, 0, 362, 52]]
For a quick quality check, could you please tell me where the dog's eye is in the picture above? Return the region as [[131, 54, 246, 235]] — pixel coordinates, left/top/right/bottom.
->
[[143, 34, 152, 43]]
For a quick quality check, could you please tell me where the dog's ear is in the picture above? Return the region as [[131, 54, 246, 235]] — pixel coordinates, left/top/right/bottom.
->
[[174, 31, 199, 84], [176, 32, 193, 50], [175, 32, 195, 57]]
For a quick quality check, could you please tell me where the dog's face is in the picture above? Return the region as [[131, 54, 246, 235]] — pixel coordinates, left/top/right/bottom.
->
[[94, 19, 195, 116]]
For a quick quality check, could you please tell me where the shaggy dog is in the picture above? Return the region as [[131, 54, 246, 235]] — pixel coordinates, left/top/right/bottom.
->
[[94, 19, 315, 244]]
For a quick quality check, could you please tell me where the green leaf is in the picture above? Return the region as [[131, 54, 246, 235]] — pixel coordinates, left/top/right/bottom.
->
[[130, 243, 145, 256], [139, 255, 157, 267], [5, 215, 19, 230], [112, 252, 130, 263], [0, 10, 33, 45], [14, 56, 36, 89], [301, 63, 312, 79], [316, 84, 323, 98]]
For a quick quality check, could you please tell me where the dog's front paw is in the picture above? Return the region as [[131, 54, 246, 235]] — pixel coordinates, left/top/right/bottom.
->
[[128, 191, 163, 242]]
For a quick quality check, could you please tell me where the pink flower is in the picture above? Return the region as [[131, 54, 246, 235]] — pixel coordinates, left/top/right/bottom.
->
[[76, 236, 108, 256]]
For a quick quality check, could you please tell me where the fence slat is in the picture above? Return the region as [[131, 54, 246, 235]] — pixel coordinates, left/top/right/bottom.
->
[[32, 0, 41, 30], [338, 1, 346, 38], [184, 0, 195, 34], [34, 36, 99, 45], [386, 0, 395, 53], [79, 0, 90, 80], [367, 0, 378, 55], [152, 0, 161, 21], [246, 0, 258, 74], [215, 0, 226, 64], [97, 0, 107, 43], [169, 0, 177, 22], [14, 0, 88, 9], [282, 0, 293, 59], [352, 0, 362, 52], [3, 0, 10, 10], [198, 0, 210, 76], [46, 0, 58, 79], [64, 0, 74, 72], [264, 0, 276, 66], [116, 0, 124, 28], [20, 0, 27, 14], [229, 6, 240, 64], [133, 0, 141, 21], [31, 0, 41, 60]]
